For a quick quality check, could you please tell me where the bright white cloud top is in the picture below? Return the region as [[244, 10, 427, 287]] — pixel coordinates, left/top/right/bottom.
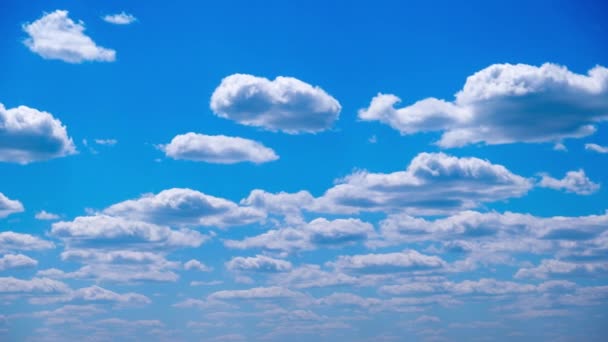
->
[[359, 63, 608, 147], [0, 103, 76, 164], [23, 10, 116, 63], [102, 12, 137, 25], [161, 132, 278, 164], [211, 74, 341, 134]]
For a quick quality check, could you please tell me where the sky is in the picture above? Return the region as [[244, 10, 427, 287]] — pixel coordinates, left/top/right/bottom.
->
[[1, 0, 608, 341]]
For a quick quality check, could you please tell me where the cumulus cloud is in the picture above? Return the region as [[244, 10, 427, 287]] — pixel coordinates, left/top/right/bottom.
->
[[0, 104, 76, 164], [102, 12, 137, 25], [314, 152, 531, 215], [328, 250, 446, 273], [0, 254, 38, 271], [225, 218, 375, 254], [0, 192, 24, 218], [34, 285, 151, 305], [209, 286, 302, 300], [241, 190, 314, 224], [184, 259, 212, 272], [23, 10, 116, 63], [51, 215, 206, 249], [0, 231, 55, 252], [35, 210, 60, 220], [539, 169, 600, 195], [226, 255, 292, 273], [585, 143, 608, 153], [515, 259, 608, 279], [161, 133, 278, 164], [210, 74, 341, 134], [104, 188, 265, 228], [0, 277, 69, 294], [359, 63, 608, 147]]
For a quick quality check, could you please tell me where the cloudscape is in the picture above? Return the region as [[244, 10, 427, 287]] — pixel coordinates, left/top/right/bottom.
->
[[1, 1, 607, 341]]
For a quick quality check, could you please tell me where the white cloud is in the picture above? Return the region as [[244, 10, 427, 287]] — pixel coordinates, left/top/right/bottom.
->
[[35, 210, 60, 220], [23, 10, 116, 63], [104, 188, 265, 228], [0, 104, 76, 164], [94, 139, 117, 146], [272, 265, 357, 289], [0, 231, 55, 252], [209, 286, 302, 300], [38, 264, 179, 283], [0, 254, 38, 271], [34, 285, 150, 305], [184, 259, 212, 272], [241, 190, 314, 224], [515, 259, 608, 279], [226, 255, 292, 273], [314, 152, 531, 215], [0, 192, 24, 218], [51, 215, 206, 249], [225, 218, 374, 254], [0, 277, 69, 293], [328, 250, 446, 273], [161, 133, 278, 164], [102, 12, 137, 25], [539, 169, 600, 195], [210, 74, 341, 134], [359, 63, 608, 147], [585, 143, 608, 153]]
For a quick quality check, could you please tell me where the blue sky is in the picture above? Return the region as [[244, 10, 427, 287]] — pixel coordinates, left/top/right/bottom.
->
[[1, 0, 608, 341]]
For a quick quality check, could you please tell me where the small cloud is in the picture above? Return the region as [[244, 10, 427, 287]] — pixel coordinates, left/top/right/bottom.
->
[[553, 142, 567, 151], [368, 135, 377, 144], [35, 210, 60, 220], [94, 139, 117, 146], [585, 143, 608, 154], [538, 169, 600, 195], [102, 12, 137, 25]]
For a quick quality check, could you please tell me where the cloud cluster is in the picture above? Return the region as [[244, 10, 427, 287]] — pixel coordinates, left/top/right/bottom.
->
[[359, 63, 608, 147], [161, 133, 278, 164], [314, 152, 532, 215], [211, 74, 341, 134], [0, 104, 76, 164], [23, 10, 116, 63]]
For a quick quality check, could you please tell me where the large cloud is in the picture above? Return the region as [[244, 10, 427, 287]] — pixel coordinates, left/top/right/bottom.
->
[[359, 63, 608, 147], [314, 152, 532, 215], [104, 188, 265, 228], [210, 74, 341, 134], [0, 192, 24, 218], [225, 218, 375, 254], [0, 104, 76, 164], [161, 133, 278, 164], [23, 10, 116, 63]]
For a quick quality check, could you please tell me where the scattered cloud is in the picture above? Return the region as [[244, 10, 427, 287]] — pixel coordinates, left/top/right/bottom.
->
[[94, 139, 117, 146], [0, 231, 55, 252], [226, 255, 292, 273], [328, 250, 446, 273], [210, 74, 341, 134], [23, 10, 116, 63], [359, 63, 608, 147], [0, 103, 76, 164], [0, 277, 69, 294], [161, 133, 278, 164], [35, 210, 60, 220], [184, 259, 212, 272], [585, 143, 608, 154], [0, 254, 38, 271], [102, 12, 137, 25], [0, 192, 24, 218], [539, 169, 600, 195]]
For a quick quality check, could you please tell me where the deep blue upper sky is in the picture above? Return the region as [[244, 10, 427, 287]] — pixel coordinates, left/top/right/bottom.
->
[[1, 1, 607, 341]]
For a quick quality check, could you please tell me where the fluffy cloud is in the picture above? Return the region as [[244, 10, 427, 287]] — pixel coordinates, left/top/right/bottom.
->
[[226, 255, 292, 273], [0, 104, 76, 164], [380, 278, 537, 296], [210, 74, 341, 134], [515, 259, 608, 279], [23, 10, 116, 63], [209, 286, 302, 300], [241, 190, 314, 224], [0, 231, 55, 252], [38, 264, 180, 283], [51, 215, 206, 249], [225, 218, 374, 254], [184, 259, 212, 272], [314, 152, 531, 215], [328, 250, 446, 273], [0, 254, 38, 271], [35, 210, 60, 220], [161, 133, 278, 164], [0, 277, 69, 294], [35, 285, 151, 305], [359, 63, 608, 147], [0, 192, 24, 218], [102, 12, 137, 25], [539, 169, 600, 195], [585, 143, 608, 153], [104, 188, 265, 228]]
